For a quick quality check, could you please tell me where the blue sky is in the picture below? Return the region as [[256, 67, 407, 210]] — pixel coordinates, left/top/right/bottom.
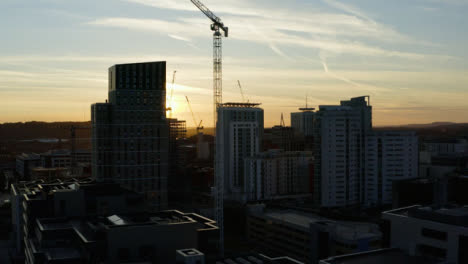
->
[[1, 0, 467, 126]]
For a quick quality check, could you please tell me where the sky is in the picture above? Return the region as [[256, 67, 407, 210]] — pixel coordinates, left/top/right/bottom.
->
[[1, 0, 467, 127]]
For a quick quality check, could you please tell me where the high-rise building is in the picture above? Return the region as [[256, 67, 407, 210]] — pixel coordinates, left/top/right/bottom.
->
[[313, 96, 417, 208], [244, 150, 313, 201], [364, 131, 418, 206], [91, 61, 169, 210], [216, 102, 264, 202], [313, 105, 363, 207]]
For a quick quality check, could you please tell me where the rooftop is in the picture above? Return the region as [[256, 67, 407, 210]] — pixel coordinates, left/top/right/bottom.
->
[[221, 102, 261, 108], [17, 153, 40, 160], [384, 205, 468, 227], [249, 206, 381, 242], [217, 254, 304, 264], [319, 248, 437, 264]]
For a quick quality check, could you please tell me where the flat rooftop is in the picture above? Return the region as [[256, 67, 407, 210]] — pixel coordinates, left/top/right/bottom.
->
[[252, 208, 381, 241], [217, 254, 304, 264], [384, 205, 468, 227], [221, 102, 261, 108], [319, 248, 438, 264]]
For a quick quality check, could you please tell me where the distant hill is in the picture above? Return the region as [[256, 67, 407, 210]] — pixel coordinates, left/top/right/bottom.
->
[[375, 122, 468, 138], [0, 121, 91, 141], [1, 121, 466, 142], [389, 122, 458, 129]]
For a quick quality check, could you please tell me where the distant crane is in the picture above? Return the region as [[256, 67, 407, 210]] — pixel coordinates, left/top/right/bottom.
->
[[190, 0, 228, 256], [185, 96, 204, 133], [237, 80, 247, 103], [168, 70, 177, 118]]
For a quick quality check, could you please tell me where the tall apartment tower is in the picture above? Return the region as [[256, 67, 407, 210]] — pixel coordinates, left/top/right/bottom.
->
[[216, 102, 264, 202], [91, 61, 169, 210], [314, 96, 417, 208], [313, 105, 363, 207]]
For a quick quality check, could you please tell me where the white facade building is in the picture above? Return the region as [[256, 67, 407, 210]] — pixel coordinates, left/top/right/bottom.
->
[[314, 105, 363, 207], [364, 131, 418, 206], [217, 103, 264, 202], [244, 150, 313, 201], [382, 205, 468, 263], [313, 96, 417, 208]]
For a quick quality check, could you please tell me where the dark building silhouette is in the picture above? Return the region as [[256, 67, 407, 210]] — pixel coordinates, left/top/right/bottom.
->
[[10, 178, 218, 264], [91, 61, 169, 210]]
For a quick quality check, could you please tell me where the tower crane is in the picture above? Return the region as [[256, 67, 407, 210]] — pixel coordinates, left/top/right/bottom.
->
[[185, 96, 204, 133], [168, 70, 177, 118], [190, 0, 228, 256], [190, 0, 228, 121]]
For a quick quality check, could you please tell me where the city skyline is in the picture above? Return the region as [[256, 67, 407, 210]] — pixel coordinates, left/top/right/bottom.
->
[[1, 0, 468, 127]]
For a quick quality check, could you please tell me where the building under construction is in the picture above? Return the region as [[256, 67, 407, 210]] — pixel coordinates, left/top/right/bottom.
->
[[168, 118, 187, 140]]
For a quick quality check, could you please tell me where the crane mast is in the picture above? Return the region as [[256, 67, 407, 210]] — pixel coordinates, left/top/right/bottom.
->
[[190, 0, 227, 257]]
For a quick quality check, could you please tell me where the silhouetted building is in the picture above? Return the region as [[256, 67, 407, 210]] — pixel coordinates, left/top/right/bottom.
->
[[91, 61, 169, 210], [264, 126, 305, 152], [217, 102, 264, 202], [382, 205, 468, 264], [25, 211, 218, 264], [392, 175, 468, 208], [244, 150, 313, 201], [291, 108, 315, 137], [15, 153, 41, 180], [40, 149, 91, 168], [168, 119, 188, 206], [10, 178, 145, 260]]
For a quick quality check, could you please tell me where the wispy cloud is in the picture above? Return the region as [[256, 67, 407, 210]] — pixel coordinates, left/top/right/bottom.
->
[[322, 0, 374, 22], [89, 0, 447, 61]]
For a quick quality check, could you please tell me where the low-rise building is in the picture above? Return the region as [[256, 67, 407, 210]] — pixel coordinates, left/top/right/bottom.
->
[[10, 178, 145, 259], [382, 205, 468, 263], [11, 178, 219, 264], [319, 248, 438, 264], [246, 204, 382, 264], [26, 210, 218, 264], [15, 153, 41, 180]]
